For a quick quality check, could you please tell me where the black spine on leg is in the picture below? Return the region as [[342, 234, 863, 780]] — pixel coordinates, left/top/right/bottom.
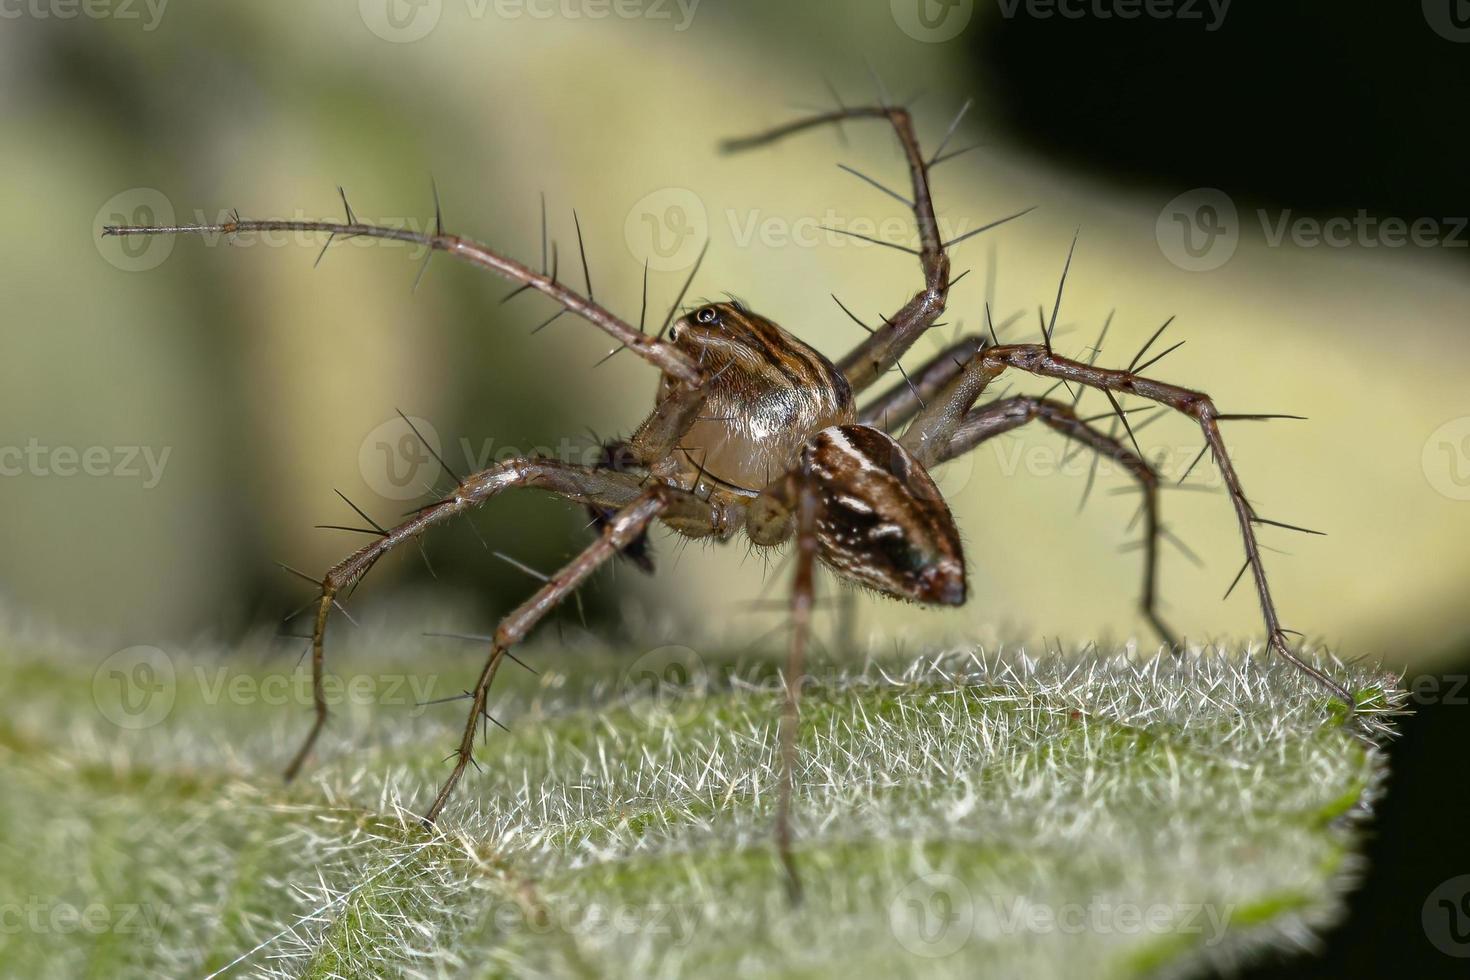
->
[[586, 439, 656, 574]]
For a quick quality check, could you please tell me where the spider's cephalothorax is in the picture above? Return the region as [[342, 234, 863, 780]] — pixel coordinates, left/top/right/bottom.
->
[[103, 99, 1348, 902], [652, 301, 855, 494]]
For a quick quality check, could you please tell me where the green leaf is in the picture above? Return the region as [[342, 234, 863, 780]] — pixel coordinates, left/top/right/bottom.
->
[[0, 638, 1405, 978]]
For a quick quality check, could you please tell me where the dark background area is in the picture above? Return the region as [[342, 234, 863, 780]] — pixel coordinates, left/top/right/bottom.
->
[[974, 5, 1470, 973]]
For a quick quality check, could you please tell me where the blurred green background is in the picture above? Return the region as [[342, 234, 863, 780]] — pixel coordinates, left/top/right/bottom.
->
[[2, 0, 1468, 674]]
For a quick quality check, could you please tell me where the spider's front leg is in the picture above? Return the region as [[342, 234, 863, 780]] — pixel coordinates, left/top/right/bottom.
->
[[422, 482, 723, 823], [282, 457, 652, 783], [723, 105, 1030, 394]]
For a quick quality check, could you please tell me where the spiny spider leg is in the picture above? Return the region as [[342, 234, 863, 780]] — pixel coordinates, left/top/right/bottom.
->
[[282, 457, 652, 782], [908, 341, 1351, 706], [859, 333, 986, 429], [775, 468, 822, 904], [422, 486, 711, 824], [101, 199, 703, 385], [722, 105, 1032, 393], [940, 395, 1177, 648]]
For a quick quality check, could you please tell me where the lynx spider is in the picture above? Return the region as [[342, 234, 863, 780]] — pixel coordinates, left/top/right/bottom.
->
[[104, 99, 1352, 900]]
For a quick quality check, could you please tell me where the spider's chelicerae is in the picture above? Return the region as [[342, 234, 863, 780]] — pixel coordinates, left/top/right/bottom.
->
[[105, 102, 1349, 898]]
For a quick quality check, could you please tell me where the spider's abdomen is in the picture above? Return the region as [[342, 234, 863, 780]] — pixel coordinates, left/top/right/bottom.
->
[[803, 424, 966, 606], [651, 302, 856, 492]]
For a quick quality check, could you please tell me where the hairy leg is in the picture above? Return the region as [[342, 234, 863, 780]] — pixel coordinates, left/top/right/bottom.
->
[[859, 334, 985, 430], [422, 486, 714, 823], [283, 457, 651, 782], [722, 105, 1029, 393], [908, 342, 1348, 704], [940, 395, 1177, 647], [775, 467, 821, 903], [102, 196, 703, 384]]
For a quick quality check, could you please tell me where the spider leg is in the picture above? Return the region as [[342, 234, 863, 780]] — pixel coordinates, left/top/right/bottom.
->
[[422, 485, 707, 824], [858, 333, 986, 430], [775, 463, 822, 904], [101, 203, 702, 384], [722, 106, 1029, 393], [904, 341, 1351, 707], [939, 396, 1178, 649], [282, 457, 653, 783]]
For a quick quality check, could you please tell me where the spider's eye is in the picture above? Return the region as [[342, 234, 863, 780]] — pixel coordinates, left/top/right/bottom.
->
[[694, 306, 719, 325]]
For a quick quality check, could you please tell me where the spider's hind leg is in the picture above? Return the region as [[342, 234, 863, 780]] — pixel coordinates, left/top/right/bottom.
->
[[938, 395, 1180, 652]]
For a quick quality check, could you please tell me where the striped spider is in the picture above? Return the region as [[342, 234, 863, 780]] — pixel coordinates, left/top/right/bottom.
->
[[104, 101, 1347, 900]]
